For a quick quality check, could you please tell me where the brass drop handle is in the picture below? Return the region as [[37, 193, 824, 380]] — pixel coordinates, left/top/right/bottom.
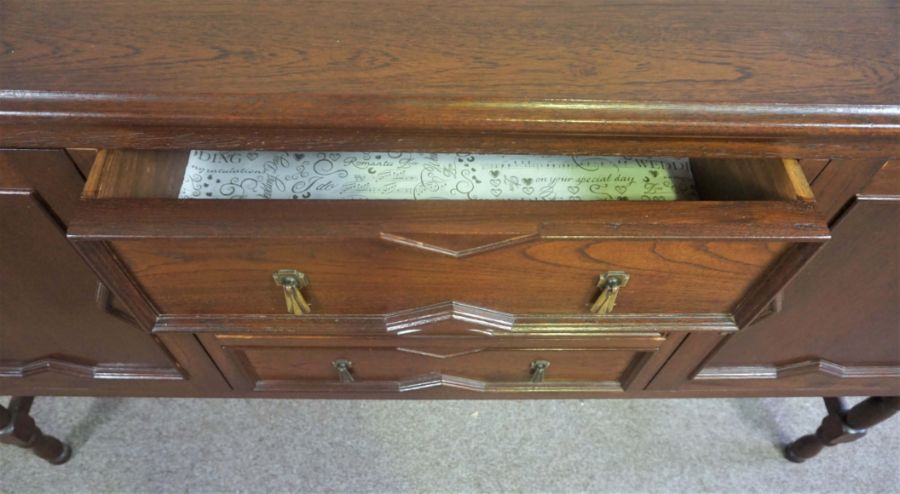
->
[[590, 271, 630, 315], [272, 269, 312, 315], [530, 360, 550, 383], [332, 359, 354, 383]]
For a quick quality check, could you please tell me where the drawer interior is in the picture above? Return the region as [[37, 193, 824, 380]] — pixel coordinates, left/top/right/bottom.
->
[[83, 150, 815, 203]]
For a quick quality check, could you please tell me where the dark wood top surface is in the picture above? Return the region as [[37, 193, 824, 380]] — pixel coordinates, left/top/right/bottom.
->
[[1, 0, 898, 151]]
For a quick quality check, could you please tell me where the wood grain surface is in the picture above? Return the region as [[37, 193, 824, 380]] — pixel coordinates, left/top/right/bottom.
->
[[72, 150, 828, 323], [201, 333, 678, 393], [706, 162, 900, 368], [3, 2, 896, 400], [108, 237, 789, 316], [0, 151, 211, 393], [1, 1, 897, 155]]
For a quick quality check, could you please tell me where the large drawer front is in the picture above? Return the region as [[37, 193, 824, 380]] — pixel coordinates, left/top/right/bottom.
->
[[200, 333, 680, 394], [110, 238, 788, 317]]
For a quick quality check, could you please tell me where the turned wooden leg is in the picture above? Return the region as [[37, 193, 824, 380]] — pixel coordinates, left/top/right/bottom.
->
[[0, 397, 71, 465], [784, 396, 900, 463]]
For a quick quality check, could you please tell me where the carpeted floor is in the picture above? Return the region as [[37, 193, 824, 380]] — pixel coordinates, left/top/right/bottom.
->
[[0, 396, 898, 493]]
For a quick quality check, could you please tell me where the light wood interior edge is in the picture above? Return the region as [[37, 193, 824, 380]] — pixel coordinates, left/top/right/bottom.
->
[[782, 158, 816, 202], [81, 149, 108, 199]]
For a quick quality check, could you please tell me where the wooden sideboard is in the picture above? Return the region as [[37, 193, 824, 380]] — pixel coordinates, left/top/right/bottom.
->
[[1, 0, 897, 463]]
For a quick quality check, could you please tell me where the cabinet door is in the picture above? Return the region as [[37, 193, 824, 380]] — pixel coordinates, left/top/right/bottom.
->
[[0, 150, 225, 395], [650, 160, 899, 395]]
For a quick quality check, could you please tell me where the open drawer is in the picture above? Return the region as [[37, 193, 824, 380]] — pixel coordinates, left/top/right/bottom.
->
[[69, 151, 828, 334]]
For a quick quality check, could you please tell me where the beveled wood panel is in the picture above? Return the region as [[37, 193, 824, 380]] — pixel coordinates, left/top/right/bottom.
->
[[667, 162, 900, 395], [1, 1, 898, 156], [810, 158, 888, 222], [109, 238, 789, 317], [705, 162, 900, 368], [201, 333, 678, 393], [1, 149, 83, 225], [0, 152, 176, 372], [0, 150, 230, 395]]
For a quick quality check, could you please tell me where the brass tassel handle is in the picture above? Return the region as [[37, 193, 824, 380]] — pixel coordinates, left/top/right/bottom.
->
[[272, 269, 312, 315], [590, 271, 630, 315], [332, 359, 354, 383], [530, 360, 550, 383]]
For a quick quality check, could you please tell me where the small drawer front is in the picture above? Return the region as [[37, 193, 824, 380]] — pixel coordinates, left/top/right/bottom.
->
[[201, 334, 677, 394]]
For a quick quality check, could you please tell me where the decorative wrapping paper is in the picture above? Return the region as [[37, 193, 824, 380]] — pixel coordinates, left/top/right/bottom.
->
[[179, 151, 696, 201]]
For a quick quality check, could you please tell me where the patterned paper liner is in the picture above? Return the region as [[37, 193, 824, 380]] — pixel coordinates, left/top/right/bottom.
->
[[179, 151, 697, 201]]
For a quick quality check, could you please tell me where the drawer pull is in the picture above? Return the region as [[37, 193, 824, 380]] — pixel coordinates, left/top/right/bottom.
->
[[530, 360, 550, 383], [332, 359, 354, 383], [272, 269, 312, 315], [590, 271, 630, 315]]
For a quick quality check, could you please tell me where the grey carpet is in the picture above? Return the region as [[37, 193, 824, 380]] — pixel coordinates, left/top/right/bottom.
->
[[0, 396, 898, 493]]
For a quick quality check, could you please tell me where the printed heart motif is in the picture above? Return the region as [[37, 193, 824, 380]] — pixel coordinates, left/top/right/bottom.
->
[[491, 188, 502, 197], [568, 185, 580, 195], [649, 170, 659, 177], [246, 152, 258, 161], [490, 170, 500, 178], [328, 153, 340, 161], [615, 185, 628, 195], [302, 192, 311, 199], [523, 186, 534, 195], [523, 177, 533, 185], [490, 178, 501, 187], [294, 153, 305, 161]]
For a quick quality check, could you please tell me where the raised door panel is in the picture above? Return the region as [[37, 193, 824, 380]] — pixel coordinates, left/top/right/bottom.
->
[[663, 161, 900, 394], [0, 150, 226, 394]]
